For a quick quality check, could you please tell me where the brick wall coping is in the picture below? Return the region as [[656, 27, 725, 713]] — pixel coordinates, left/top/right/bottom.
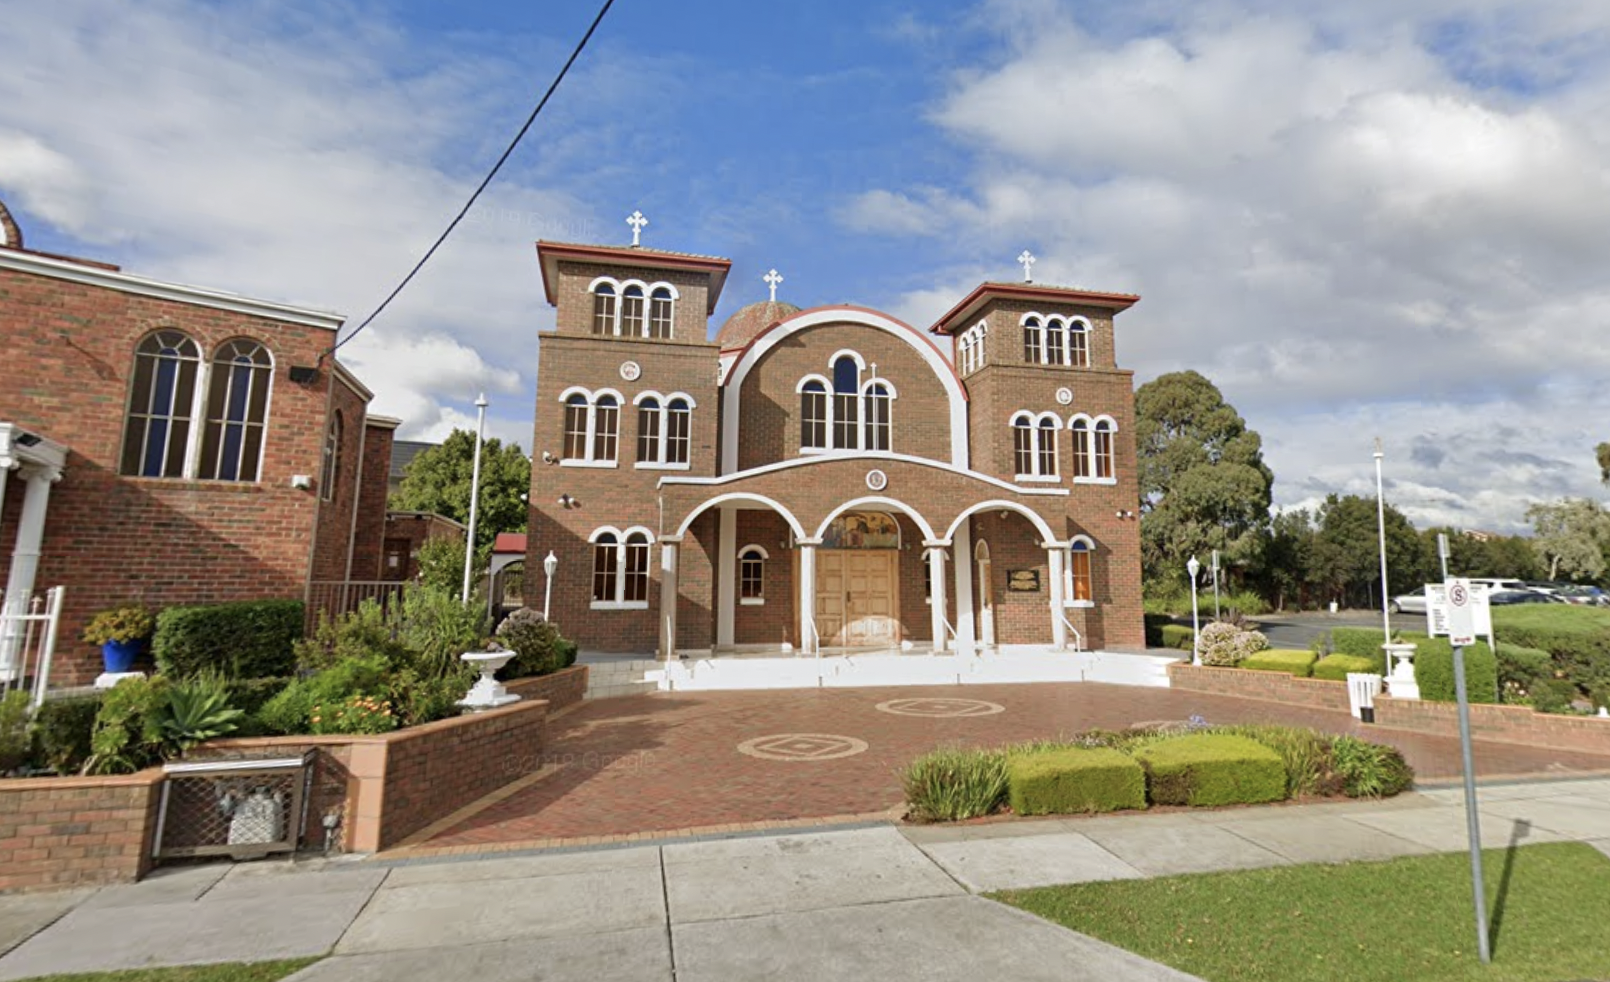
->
[[200, 698, 548, 753], [0, 769, 164, 792]]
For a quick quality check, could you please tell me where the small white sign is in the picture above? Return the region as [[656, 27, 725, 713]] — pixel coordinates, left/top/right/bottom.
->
[[1426, 582, 1491, 637], [1445, 578, 1477, 647]]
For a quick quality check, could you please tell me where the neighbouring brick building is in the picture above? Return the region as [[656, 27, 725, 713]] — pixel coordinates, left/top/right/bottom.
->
[[0, 195, 397, 684], [527, 234, 1146, 658]]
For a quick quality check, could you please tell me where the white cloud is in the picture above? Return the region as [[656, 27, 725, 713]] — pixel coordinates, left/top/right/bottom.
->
[[857, 0, 1610, 532]]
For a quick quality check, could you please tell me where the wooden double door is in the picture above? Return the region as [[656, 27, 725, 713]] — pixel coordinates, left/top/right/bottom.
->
[[813, 550, 899, 647]]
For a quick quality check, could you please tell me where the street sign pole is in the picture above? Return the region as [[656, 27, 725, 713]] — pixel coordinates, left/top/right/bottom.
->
[[1446, 578, 1491, 964]]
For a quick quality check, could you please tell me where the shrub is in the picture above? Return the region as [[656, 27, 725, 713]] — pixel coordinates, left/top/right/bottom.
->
[[153, 599, 304, 679], [1240, 649, 1317, 677], [1492, 605, 1610, 703], [0, 691, 32, 774], [1530, 678, 1581, 715], [1007, 747, 1146, 816], [496, 608, 567, 678], [1159, 624, 1195, 651], [1143, 613, 1174, 647], [1215, 724, 1339, 798], [1197, 621, 1269, 667], [160, 674, 245, 753], [1133, 733, 1287, 807], [1312, 654, 1381, 681], [902, 746, 1009, 822], [33, 694, 102, 773], [397, 586, 487, 680], [255, 653, 392, 735], [84, 677, 169, 775], [1333, 735, 1414, 797], [295, 600, 410, 675], [1221, 591, 1269, 617], [309, 694, 399, 735], [1329, 628, 1388, 670], [1494, 643, 1553, 704], [386, 668, 469, 727], [1409, 637, 1498, 704], [82, 605, 156, 645]]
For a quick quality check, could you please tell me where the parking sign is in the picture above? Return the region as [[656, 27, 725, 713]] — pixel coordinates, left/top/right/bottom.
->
[[1446, 578, 1477, 647]]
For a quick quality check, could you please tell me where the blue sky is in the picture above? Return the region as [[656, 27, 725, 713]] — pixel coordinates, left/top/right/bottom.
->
[[5, 0, 1610, 534]]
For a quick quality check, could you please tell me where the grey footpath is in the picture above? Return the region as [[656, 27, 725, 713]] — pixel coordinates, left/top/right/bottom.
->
[[0, 778, 1605, 981]]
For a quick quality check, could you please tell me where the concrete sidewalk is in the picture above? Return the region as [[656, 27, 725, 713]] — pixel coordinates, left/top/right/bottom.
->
[[0, 777, 1606, 981]]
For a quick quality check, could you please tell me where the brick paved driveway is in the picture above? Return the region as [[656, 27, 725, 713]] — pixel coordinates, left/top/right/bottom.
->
[[416, 683, 1610, 852]]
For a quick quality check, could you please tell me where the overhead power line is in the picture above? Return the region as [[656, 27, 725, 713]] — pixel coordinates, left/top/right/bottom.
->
[[326, 0, 618, 359]]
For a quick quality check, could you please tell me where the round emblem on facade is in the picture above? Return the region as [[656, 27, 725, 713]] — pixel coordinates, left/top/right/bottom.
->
[[619, 360, 642, 381], [1055, 386, 1073, 406], [737, 734, 869, 761], [866, 469, 888, 491]]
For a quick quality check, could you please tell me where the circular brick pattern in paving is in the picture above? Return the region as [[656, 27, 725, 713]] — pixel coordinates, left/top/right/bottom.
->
[[875, 697, 1006, 718], [737, 733, 869, 761]]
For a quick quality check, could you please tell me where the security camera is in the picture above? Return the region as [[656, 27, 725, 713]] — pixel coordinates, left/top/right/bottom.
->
[[541, 450, 558, 465]]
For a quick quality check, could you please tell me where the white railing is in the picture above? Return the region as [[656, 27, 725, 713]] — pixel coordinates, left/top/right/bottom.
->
[[0, 586, 65, 710], [1058, 612, 1085, 653], [801, 616, 820, 658]]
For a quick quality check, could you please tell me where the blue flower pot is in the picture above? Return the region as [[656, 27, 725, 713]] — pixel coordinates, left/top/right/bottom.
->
[[101, 639, 142, 674]]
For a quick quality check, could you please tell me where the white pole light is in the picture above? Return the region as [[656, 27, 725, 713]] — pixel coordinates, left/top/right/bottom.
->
[[461, 393, 489, 604], [543, 550, 558, 622], [1375, 437, 1392, 645], [1187, 555, 1202, 666]]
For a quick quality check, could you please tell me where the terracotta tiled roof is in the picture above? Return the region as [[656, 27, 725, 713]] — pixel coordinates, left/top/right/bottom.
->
[[493, 532, 528, 554], [715, 300, 803, 350]]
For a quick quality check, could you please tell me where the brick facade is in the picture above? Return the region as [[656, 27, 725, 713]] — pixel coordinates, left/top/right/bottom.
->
[[0, 771, 162, 891], [381, 511, 467, 582], [0, 201, 391, 684], [525, 240, 1146, 658]]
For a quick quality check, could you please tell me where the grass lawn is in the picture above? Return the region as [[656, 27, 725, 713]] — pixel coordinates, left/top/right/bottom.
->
[[13, 960, 319, 982], [996, 842, 1610, 982]]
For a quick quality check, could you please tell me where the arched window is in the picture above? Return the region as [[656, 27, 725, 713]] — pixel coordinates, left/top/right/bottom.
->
[[592, 282, 617, 335], [559, 388, 622, 465], [863, 381, 892, 452], [958, 321, 988, 375], [321, 411, 342, 502], [832, 355, 860, 450], [1070, 416, 1091, 479], [649, 286, 674, 338], [1045, 318, 1066, 365], [1066, 537, 1094, 604], [1068, 319, 1090, 367], [1093, 417, 1115, 479], [121, 330, 201, 478], [1011, 411, 1060, 480], [621, 285, 646, 336], [1022, 316, 1043, 363], [800, 379, 827, 450], [590, 527, 653, 608], [199, 339, 272, 481], [666, 397, 691, 464], [739, 545, 768, 604], [636, 397, 661, 462]]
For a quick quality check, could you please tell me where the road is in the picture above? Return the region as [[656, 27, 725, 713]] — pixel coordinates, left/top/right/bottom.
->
[[1242, 609, 1428, 651]]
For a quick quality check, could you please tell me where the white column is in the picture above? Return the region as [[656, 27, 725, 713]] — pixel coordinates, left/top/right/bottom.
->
[[2, 466, 59, 674], [0, 465, 10, 534], [798, 541, 818, 655], [716, 506, 737, 648], [953, 518, 975, 657], [659, 540, 679, 662], [1047, 544, 1067, 651], [927, 545, 948, 654]]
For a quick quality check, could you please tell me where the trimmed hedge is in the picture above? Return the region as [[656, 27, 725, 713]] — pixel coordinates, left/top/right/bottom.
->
[[1492, 605, 1610, 700], [1312, 654, 1380, 681], [1392, 634, 1497, 704], [1329, 627, 1388, 670], [32, 693, 103, 774], [1144, 613, 1173, 647], [1159, 624, 1195, 651], [1134, 734, 1287, 807], [1008, 747, 1146, 816], [1241, 649, 1316, 677], [153, 599, 304, 679]]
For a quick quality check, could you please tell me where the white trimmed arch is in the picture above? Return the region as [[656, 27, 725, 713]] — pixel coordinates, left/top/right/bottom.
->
[[723, 307, 969, 472], [675, 492, 806, 540], [812, 495, 937, 543], [942, 499, 1058, 546]]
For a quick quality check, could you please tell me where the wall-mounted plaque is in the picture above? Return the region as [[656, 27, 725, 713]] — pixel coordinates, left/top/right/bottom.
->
[[1007, 569, 1041, 592]]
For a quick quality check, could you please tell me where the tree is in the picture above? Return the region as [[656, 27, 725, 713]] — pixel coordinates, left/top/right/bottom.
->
[[1310, 494, 1431, 608], [1418, 527, 1541, 580], [1597, 442, 1610, 485], [1526, 498, 1610, 580], [390, 430, 530, 554], [1135, 371, 1275, 582]]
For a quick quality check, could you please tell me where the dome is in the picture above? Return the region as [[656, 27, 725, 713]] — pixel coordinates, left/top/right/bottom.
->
[[715, 300, 801, 350], [0, 196, 21, 250]]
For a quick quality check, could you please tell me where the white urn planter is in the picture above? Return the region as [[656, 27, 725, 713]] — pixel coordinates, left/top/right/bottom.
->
[[458, 650, 523, 711], [1382, 642, 1419, 700]]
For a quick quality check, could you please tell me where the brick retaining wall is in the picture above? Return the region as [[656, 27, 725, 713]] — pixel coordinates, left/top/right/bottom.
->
[[1167, 662, 1353, 713], [1375, 696, 1610, 757], [0, 771, 163, 892], [505, 665, 588, 713]]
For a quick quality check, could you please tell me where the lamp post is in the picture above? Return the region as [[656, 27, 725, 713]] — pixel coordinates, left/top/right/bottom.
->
[[1187, 555, 1202, 666], [543, 550, 558, 622], [461, 393, 489, 604], [1374, 438, 1392, 644]]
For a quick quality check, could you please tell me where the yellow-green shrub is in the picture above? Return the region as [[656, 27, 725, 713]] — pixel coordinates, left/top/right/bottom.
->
[[1007, 747, 1146, 816]]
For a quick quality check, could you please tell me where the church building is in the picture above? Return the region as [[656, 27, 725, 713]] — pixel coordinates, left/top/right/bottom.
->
[[527, 220, 1144, 660]]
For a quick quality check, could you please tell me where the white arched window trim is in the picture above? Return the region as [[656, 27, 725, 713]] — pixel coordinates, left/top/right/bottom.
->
[[590, 525, 654, 610], [559, 386, 622, 468], [798, 352, 896, 456], [1067, 413, 1118, 485], [1010, 410, 1061, 482], [827, 348, 868, 371], [958, 320, 988, 376], [587, 277, 680, 338], [794, 374, 830, 394], [634, 390, 697, 471], [738, 544, 769, 605], [121, 331, 277, 483], [1020, 312, 1092, 367], [1064, 535, 1097, 607]]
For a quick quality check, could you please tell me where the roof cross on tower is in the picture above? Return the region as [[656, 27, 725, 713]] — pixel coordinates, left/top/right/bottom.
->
[[764, 268, 784, 303], [627, 210, 649, 247], [1017, 250, 1036, 283]]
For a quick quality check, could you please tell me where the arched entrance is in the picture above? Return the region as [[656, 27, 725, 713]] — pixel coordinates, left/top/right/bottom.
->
[[813, 511, 900, 647], [974, 538, 995, 647]]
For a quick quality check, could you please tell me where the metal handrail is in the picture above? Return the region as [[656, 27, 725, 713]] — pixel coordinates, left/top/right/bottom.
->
[[1058, 612, 1085, 652], [802, 615, 821, 658]]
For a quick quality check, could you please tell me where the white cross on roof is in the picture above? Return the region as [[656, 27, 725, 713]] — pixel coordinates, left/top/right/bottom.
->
[[764, 268, 783, 303], [1017, 250, 1036, 283], [627, 210, 649, 247]]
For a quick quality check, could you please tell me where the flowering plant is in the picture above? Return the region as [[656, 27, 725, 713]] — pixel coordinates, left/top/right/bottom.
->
[[82, 605, 157, 645], [308, 694, 399, 735]]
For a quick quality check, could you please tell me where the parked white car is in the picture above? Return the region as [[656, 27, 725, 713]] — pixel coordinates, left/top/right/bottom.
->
[[1387, 592, 1427, 615]]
